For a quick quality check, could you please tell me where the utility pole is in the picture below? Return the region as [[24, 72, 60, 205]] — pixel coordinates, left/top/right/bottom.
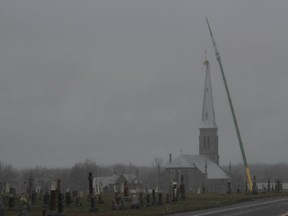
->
[[206, 17, 253, 192]]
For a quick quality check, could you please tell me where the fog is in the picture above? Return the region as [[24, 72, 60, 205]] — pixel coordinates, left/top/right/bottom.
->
[[0, 1, 288, 168]]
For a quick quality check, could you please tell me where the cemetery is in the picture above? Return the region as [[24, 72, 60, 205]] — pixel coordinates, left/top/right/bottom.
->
[[0, 171, 287, 216]]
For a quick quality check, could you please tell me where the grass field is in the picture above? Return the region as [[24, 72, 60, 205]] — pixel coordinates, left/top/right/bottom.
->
[[3, 192, 288, 216]]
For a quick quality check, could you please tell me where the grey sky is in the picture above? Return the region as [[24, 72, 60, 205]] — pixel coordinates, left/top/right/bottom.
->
[[0, 1, 288, 168]]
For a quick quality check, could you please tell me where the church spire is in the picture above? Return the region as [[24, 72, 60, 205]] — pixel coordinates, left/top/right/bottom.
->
[[202, 53, 217, 128]]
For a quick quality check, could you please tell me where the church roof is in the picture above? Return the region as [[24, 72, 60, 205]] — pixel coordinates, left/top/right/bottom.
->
[[202, 59, 217, 128], [166, 154, 230, 180]]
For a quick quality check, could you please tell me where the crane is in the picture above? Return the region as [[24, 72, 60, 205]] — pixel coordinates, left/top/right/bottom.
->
[[206, 18, 253, 192]]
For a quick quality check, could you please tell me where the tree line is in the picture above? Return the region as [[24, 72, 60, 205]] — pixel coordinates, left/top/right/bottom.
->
[[1, 159, 287, 194]]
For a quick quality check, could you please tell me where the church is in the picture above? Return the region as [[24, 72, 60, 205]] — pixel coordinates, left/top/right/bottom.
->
[[161, 57, 230, 193]]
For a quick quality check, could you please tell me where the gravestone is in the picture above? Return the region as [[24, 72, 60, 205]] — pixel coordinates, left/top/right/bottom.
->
[[43, 192, 49, 208], [8, 194, 15, 209], [139, 192, 144, 208], [65, 192, 71, 205], [236, 185, 240, 194], [111, 192, 121, 210], [111, 199, 119, 210], [131, 195, 140, 209], [0, 197, 4, 216], [88, 172, 98, 212], [18, 196, 29, 216], [88, 173, 93, 195], [168, 185, 173, 202], [227, 182, 232, 194], [252, 176, 258, 194], [48, 190, 57, 216], [179, 175, 186, 200], [123, 181, 129, 197], [72, 191, 77, 202], [202, 185, 206, 193], [167, 193, 172, 204], [146, 194, 151, 207], [152, 189, 156, 206], [245, 182, 248, 194], [275, 180, 282, 193], [120, 197, 128, 210], [31, 192, 37, 205], [57, 192, 64, 215], [267, 180, 271, 192], [172, 182, 178, 201], [158, 192, 163, 205], [98, 194, 104, 204], [9, 188, 16, 195], [28, 174, 34, 198]]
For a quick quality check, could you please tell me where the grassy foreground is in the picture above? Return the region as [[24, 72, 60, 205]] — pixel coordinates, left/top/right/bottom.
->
[[4, 193, 288, 216]]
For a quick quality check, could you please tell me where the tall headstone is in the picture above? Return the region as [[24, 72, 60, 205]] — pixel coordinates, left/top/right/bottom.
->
[[9, 188, 16, 195], [88, 172, 97, 212], [9, 188, 16, 209], [227, 182, 232, 194], [152, 189, 156, 206], [43, 192, 49, 208], [146, 194, 151, 207], [179, 175, 186, 200], [166, 193, 171, 204], [236, 184, 240, 194], [31, 191, 37, 205], [54, 179, 65, 215], [158, 192, 163, 205], [72, 191, 78, 202], [139, 192, 144, 208], [252, 176, 258, 194], [245, 182, 248, 194], [28, 174, 34, 198], [267, 180, 271, 192], [65, 192, 71, 205], [172, 182, 178, 201], [123, 181, 129, 197], [0, 197, 4, 216], [8, 194, 15, 209], [275, 180, 282, 193], [88, 173, 93, 195], [48, 190, 57, 215], [58, 192, 64, 215]]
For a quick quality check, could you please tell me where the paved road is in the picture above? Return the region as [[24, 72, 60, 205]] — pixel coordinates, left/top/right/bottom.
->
[[168, 197, 288, 216]]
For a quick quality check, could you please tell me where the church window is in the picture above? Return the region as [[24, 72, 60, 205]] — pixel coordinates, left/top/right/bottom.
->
[[207, 137, 210, 149], [203, 136, 206, 148]]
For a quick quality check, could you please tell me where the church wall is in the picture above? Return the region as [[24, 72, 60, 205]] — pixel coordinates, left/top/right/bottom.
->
[[206, 179, 229, 193], [161, 168, 206, 193], [162, 167, 229, 193]]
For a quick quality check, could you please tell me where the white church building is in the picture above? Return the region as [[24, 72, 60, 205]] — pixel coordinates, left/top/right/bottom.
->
[[162, 57, 230, 193]]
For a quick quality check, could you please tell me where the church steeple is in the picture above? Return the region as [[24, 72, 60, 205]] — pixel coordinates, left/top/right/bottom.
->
[[199, 53, 219, 165], [202, 53, 217, 128]]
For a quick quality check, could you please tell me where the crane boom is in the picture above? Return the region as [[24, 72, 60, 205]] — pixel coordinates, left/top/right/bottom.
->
[[206, 18, 253, 192]]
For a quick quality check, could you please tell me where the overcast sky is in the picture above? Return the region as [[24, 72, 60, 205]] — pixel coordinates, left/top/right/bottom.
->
[[0, 0, 288, 168]]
